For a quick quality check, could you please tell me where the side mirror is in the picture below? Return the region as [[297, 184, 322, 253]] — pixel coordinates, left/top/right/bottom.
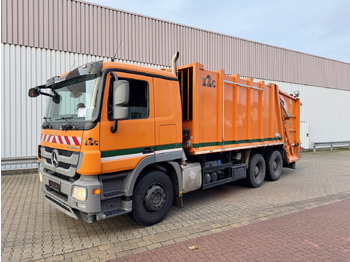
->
[[113, 80, 129, 117], [52, 93, 61, 104], [29, 87, 61, 104], [28, 88, 40, 97], [111, 80, 130, 133]]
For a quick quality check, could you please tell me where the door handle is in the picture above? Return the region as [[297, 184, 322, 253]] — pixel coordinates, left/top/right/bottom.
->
[[142, 147, 154, 154]]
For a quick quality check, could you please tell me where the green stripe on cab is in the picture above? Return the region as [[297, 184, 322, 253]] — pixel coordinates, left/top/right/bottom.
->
[[101, 143, 182, 158]]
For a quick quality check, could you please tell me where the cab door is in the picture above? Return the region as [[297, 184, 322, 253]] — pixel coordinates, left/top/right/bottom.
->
[[100, 72, 155, 173]]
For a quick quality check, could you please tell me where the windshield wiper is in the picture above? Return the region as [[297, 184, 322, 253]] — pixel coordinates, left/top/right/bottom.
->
[[43, 117, 52, 129], [60, 123, 76, 131], [55, 117, 76, 130], [55, 116, 73, 122]]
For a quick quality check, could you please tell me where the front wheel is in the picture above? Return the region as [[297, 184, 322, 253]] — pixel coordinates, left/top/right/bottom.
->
[[247, 154, 266, 188], [130, 171, 173, 226]]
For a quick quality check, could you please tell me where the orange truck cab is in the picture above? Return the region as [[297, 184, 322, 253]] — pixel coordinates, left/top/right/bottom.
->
[[29, 55, 300, 226]]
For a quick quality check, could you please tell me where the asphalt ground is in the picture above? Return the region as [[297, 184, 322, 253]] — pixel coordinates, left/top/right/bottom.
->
[[1, 150, 350, 261]]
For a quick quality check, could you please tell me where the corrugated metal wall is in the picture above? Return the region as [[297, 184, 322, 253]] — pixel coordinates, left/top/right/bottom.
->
[[1, 0, 350, 171], [270, 81, 350, 148], [2, 0, 350, 91], [2, 42, 349, 166], [1, 43, 162, 170]]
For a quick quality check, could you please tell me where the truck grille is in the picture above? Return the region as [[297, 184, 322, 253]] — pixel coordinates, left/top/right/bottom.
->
[[41, 146, 80, 180]]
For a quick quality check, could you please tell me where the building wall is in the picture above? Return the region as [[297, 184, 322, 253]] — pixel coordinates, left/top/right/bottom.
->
[[1, 43, 162, 170], [265, 80, 350, 149], [2, 42, 350, 166], [1, 0, 350, 170], [2, 0, 350, 91]]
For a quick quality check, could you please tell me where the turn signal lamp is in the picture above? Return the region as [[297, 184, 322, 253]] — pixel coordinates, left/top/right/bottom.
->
[[93, 189, 101, 195]]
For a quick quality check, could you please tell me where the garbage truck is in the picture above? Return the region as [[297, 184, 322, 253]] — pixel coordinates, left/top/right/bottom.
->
[[29, 52, 300, 226]]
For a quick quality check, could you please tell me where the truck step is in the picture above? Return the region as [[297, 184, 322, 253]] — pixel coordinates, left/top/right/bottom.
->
[[96, 208, 130, 221], [104, 208, 128, 217], [102, 190, 125, 199]]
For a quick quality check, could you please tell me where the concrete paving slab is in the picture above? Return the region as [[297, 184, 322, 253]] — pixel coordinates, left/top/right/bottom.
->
[[1, 150, 350, 261]]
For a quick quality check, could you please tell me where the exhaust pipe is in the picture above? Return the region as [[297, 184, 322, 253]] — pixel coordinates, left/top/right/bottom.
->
[[171, 51, 179, 76]]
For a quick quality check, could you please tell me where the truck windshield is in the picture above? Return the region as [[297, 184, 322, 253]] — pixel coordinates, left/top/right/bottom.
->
[[44, 74, 101, 122]]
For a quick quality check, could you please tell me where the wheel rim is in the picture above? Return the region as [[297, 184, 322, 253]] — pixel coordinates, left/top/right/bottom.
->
[[254, 162, 264, 182], [254, 166, 260, 176], [144, 184, 166, 212], [273, 160, 278, 171], [272, 153, 282, 174]]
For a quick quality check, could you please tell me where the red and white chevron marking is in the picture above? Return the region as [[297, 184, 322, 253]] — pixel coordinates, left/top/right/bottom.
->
[[41, 134, 82, 146]]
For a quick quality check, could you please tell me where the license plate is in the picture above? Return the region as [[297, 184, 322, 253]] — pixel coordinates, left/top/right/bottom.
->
[[49, 180, 61, 192]]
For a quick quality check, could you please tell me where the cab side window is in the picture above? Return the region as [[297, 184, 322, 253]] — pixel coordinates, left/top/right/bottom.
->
[[108, 77, 149, 120]]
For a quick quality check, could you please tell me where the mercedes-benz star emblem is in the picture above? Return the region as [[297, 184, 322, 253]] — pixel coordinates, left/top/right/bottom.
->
[[51, 149, 59, 167]]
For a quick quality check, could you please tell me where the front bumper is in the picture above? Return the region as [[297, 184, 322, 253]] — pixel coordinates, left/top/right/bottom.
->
[[39, 164, 132, 222], [39, 164, 101, 222]]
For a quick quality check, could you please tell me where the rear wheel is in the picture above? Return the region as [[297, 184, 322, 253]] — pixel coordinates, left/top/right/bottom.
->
[[130, 171, 173, 226], [266, 150, 283, 181], [247, 154, 266, 188]]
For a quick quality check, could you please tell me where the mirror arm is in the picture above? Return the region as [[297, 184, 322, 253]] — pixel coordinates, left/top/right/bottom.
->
[[110, 75, 119, 133], [111, 72, 118, 81], [40, 92, 53, 97], [110, 120, 118, 133], [36, 88, 58, 98]]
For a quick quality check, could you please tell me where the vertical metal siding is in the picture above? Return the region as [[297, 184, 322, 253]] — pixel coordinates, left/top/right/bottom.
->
[[0, 43, 165, 170], [1, 1, 350, 169], [252, 78, 350, 148], [1, 43, 350, 169], [2, 0, 349, 90]]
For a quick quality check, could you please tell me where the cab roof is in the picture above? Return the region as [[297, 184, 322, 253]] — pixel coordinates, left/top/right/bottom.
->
[[101, 61, 177, 81]]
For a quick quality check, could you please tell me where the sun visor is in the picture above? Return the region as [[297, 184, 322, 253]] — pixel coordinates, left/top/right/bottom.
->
[[33, 61, 103, 89]]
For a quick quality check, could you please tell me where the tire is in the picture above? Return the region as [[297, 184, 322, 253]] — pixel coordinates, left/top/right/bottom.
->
[[247, 154, 266, 188], [130, 171, 173, 226], [266, 150, 283, 181]]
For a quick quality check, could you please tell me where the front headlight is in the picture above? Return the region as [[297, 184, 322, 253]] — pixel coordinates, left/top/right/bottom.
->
[[38, 171, 43, 183], [72, 186, 87, 201]]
